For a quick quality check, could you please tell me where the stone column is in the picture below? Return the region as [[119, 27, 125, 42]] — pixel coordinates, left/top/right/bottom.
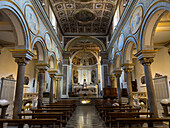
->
[[100, 52, 109, 88], [36, 64, 48, 108], [113, 70, 122, 103], [48, 70, 57, 104], [122, 63, 134, 107], [135, 50, 158, 117], [10, 50, 34, 119], [63, 52, 70, 97], [56, 74, 62, 101], [109, 74, 115, 88]]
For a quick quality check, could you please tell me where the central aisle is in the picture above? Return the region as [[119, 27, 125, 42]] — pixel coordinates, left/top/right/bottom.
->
[[65, 104, 107, 128]]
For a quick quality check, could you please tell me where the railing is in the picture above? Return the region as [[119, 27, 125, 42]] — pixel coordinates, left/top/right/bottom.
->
[[132, 92, 147, 98], [23, 93, 38, 100]]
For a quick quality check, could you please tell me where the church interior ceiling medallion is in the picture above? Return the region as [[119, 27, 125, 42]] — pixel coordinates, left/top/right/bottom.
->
[[74, 9, 96, 23], [49, 0, 118, 35]]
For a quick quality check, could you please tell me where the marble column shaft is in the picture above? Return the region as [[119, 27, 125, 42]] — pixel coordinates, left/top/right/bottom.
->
[[13, 58, 28, 119], [49, 74, 55, 104], [114, 71, 122, 103], [37, 69, 45, 108], [142, 58, 158, 117], [124, 68, 133, 106]]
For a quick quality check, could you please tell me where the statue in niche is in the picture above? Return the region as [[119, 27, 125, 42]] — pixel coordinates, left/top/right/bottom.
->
[[73, 70, 78, 83], [91, 70, 96, 84]]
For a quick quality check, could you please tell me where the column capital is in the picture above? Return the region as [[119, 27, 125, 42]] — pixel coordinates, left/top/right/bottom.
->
[[10, 49, 35, 61], [55, 73, 63, 80], [113, 70, 122, 78], [108, 74, 115, 80], [121, 63, 134, 73], [35, 63, 49, 73], [48, 70, 58, 77], [135, 50, 157, 65], [15, 58, 29, 65]]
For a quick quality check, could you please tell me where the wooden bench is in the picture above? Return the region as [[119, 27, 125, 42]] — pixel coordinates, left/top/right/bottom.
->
[[31, 108, 73, 120], [18, 112, 65, 128], [0, 119, 57, 128], [115, 118, 170, 128], [101, 108, 141, 121], [107, 112, 154, 127]]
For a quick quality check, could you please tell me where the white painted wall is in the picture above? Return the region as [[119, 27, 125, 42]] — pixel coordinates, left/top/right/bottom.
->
[[0, 48, 17, 79], [152, 47, 170, 79], [25, 59, 37, 93]]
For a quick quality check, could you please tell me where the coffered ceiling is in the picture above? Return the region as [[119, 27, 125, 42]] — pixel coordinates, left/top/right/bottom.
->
[[49, 0, 118, 36]]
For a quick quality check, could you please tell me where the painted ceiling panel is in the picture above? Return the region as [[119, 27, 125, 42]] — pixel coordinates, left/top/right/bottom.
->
[[49, 0, 118, 35]]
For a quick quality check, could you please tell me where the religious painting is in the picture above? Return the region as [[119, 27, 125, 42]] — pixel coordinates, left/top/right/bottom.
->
[[73, 70, 78, 83], [25, 5, 39, 34], [117, 33, 124, 51], [45, 33, 52, 51], [130, 6, 143, 34], [24, 76, 29, 85], [91, 70, 96, 84]]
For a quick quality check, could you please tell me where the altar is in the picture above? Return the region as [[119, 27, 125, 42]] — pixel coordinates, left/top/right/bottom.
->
[[73, 85, 97, 97]]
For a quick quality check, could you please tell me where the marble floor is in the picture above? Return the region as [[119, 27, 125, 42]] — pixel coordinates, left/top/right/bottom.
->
[[65, 104, 107, 128]]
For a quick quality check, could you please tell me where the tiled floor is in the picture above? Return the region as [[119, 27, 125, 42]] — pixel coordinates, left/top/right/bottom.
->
[[65, 104, 107, 128]]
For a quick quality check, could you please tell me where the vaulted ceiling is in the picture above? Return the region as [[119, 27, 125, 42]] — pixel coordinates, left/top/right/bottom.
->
[[49, 0, 118, 36]]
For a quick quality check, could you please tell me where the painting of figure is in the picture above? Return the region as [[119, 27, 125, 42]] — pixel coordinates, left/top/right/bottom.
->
[[73, 70, 78, 83], [130, 6, 143, 34], [91, 70, 96, 84], [25, 6, 39, 34], [45, 33, 52, 50]]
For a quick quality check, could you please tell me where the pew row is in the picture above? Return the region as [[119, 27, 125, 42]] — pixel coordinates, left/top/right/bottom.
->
[[0, 119, 57, 128], [115, 118, 170, 128]]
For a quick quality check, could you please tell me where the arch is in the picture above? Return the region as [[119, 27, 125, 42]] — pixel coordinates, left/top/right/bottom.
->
[[113, 52, 121, 70], [139, 1, 170, 50], [70, 50, 100, 64], [122, 36, 138, 64], [0, 1, 31, 50], [49, 52, 56, 69], [32, 36, 48, 63], [65, 36, 106, 52]]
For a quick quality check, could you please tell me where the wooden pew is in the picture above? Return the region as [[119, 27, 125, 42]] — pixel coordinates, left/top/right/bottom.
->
[[0, 119, 57, 128], [31, 108, 73, 120], [101, 108, 141, 121], [18, 112, 65, 128], [115, 118, 170, 128], [108, 112, 154, 128]]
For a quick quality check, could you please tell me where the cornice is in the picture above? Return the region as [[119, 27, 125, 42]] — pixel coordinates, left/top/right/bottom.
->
[[30, 0, 63, 53], [107, 0, 138, 52]]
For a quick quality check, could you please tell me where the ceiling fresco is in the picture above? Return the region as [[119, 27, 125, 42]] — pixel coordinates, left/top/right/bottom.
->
[[49, 0, 118, 35]]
